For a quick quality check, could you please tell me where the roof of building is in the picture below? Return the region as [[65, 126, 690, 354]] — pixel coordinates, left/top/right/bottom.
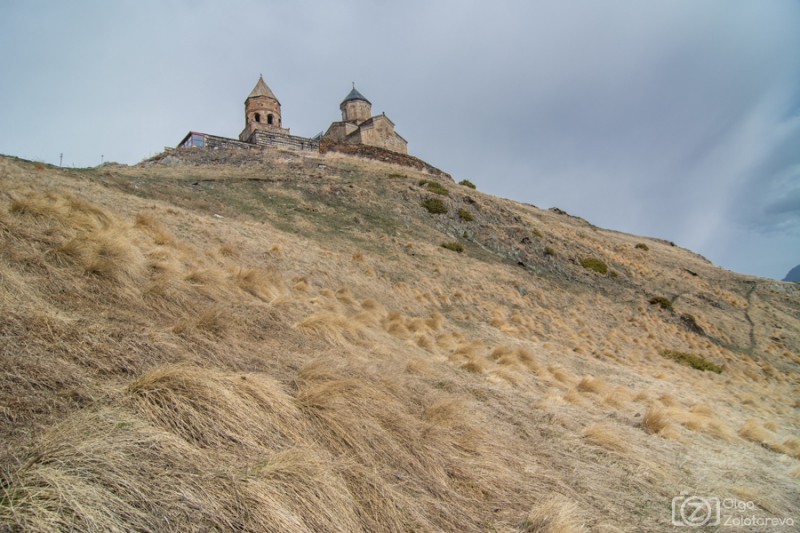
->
[[341, 86, 371, 105], [246, 76, 279, 103]]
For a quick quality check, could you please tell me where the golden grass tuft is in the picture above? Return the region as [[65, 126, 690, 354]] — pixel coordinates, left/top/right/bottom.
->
[[461, 356, 488, 374], [520, 496, 581, 533], [405, 358, 435, 375], [57, 228, 145, 282], [228, 265, 283, 301], [296, 311, 368, 345], [576, 376, 609, 394], [548, 365, 574, 385], [642, 405, 671, 434], [351, 250, 366, 263], [582, 422, 628, 452], [128, 365, 305, 451], [739, 418, 773, 444]]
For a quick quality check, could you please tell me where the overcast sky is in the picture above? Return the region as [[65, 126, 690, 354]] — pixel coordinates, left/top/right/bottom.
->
[[2, 0, 799, 280]]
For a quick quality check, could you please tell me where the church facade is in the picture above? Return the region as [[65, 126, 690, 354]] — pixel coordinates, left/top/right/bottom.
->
[[178, 77, 407, 155], [322, 86, 408, 154]]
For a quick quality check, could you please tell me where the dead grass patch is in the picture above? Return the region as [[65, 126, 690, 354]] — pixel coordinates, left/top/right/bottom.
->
[[739, 418, 773, 445], [520, 496, 581, 533], [296, 311, 368, 345], [582, 422, 628, 452]]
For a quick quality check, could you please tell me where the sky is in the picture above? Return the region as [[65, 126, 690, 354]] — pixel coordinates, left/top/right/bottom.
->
[[1, 0, 799, 280]]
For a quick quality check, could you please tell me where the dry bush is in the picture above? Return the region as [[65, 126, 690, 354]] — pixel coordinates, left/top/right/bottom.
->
[[520, 496, 581, 533], [689, 403, 713, 416], [563, 389, 589, 406], [228, 265, 283, 301], [780, 436, 800, 458], [413, 333, 435, 351], [490, 366, 524, 386], [1, 407, 365, 533], [296, 311, 368, 345], [57, 228, 145, 282], [405, 358, 434, 375], [360, 298, 384, 312], [739, 418, 773, 444], [425, 311, 444, 330], [218, 242, 239, 258], [576, 376, 608, 395], [642, 405, 671, 434], [548, 365, 574, 385], [601, 386, 631, 408], [436, 332, 458, 350], [658, 393, 679, 406], [351, 250, 365, 263], [128, 365, 305, 451], [461, 356, 489, 374], [582, 422, 628, 452]]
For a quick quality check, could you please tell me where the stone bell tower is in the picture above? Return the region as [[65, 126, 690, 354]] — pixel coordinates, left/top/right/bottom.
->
[[239, 76, 289, 142], [340, 85, 371, 125]]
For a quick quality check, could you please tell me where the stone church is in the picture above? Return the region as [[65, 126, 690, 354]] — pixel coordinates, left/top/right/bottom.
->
[[322, 85, 408, 154], [179, 77, 407, 155]]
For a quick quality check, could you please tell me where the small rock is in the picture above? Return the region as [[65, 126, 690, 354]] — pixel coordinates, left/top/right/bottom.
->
[[213, 214, 223, 219]]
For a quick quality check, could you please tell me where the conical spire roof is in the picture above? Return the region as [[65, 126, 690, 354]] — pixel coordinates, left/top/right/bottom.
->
[[246, 76, 279, 103], [342, 85, 371, 105]]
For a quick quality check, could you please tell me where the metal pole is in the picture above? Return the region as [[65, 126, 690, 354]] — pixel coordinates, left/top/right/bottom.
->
[[59, 153, 63, 167]]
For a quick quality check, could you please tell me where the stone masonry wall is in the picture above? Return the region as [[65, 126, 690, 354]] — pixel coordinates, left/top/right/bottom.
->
[[250, 130, 319, 151]]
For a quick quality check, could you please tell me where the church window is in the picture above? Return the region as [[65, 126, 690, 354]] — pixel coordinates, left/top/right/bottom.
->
[[267, 114, 274, 125], [254, 113, 260, 123]]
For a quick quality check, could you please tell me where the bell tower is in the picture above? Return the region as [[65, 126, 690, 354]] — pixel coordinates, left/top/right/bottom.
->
[[239, 76, 288, 142], [340, 85, 371, 125]]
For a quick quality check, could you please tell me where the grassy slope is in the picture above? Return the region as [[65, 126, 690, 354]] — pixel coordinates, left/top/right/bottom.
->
[[1, 149, 799, 532]]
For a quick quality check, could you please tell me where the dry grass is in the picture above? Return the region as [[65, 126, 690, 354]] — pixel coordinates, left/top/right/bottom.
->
[[582, 423, 628, 452], [739, 418, 774, 445], [1, 152, 799, 532], [520, 496, 581, 533]]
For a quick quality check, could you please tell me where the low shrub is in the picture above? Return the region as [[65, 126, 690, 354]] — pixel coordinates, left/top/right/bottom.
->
[[650, 296, 672, 309], [441, 242, 464, 253], [419, 179, 449, 195], [458, 179, 476, 189], [635, 243, 649, 251], [545, 247, 555, 256], [609, 270, 618, 278], [580, 257, 607, 274], [421, 197, 447, 214], [457, 209, 473, 221], [681, 313, 705, 335], [659, 349, 722, 373], [387, 173, 408, 179], [533, 229, 543, 238]]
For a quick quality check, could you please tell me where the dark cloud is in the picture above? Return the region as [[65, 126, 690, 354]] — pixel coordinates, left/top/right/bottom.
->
[[1, 0, 798, 278]]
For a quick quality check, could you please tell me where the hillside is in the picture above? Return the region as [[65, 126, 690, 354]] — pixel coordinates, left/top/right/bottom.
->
[[784, 265, 800, 283], [1, 147, 799, 532]]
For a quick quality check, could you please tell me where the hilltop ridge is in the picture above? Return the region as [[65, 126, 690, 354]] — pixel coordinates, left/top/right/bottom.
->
[[1, 148, 799, 532]]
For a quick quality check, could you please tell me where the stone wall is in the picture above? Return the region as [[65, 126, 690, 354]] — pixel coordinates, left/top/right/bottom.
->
[[248, 130, 319, 152], [319, 139, 452, 181], [203, 135, 254, 150]]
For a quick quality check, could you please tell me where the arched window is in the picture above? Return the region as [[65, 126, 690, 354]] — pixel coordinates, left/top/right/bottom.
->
[[267, 114, 274, 125], [254, 113, 261, 123]]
